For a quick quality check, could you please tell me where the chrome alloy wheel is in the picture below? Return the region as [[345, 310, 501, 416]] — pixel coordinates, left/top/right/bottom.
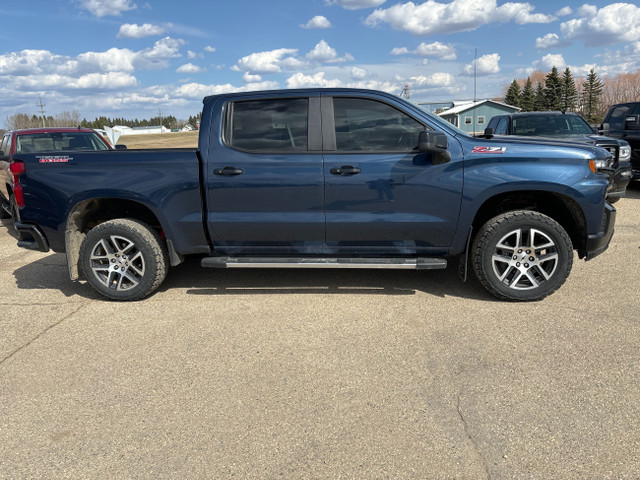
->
[[491, 228, 559, 290], [88, 235, 145, 291]]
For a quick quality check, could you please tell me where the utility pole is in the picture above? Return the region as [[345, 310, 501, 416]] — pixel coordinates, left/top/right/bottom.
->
[[158, 109, 163, 130], [37, 94, 46, 127]]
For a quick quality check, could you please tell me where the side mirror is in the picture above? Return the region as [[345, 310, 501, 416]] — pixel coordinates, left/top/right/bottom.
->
[[418, 130, 451, 165], [624, 115, 640, 130], [599, 123, 610, 135], [114, 144, 127, 150], [483, 127, 495, 138]]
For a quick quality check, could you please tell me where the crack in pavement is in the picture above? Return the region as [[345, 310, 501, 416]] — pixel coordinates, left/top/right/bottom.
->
[[0, 303, 88, 368], [457, 393, 491, 480]]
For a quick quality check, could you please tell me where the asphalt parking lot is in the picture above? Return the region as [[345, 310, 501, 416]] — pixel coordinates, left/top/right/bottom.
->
[[1, 184, 639, 479]]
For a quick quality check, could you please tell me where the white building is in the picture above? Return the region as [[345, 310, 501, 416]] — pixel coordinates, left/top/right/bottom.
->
[[112, 125, 170, 136]]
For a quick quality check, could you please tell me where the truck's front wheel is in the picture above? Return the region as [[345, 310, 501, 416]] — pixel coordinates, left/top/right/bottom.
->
[[472, 211, 573, 301], [79, 219, 168, 301]]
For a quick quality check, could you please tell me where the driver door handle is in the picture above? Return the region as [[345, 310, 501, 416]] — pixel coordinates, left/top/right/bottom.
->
[[214, 166, 244, 176], [330, 166, 361, 176]]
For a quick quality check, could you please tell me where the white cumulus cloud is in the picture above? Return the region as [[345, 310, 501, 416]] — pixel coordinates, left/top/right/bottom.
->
[[561, 2, 640, 46], [232, 48, 301, 73], [366, 0, 554, 35], [351, 67, 368, 79], [392, 41, 457, 60], [556, 6, 572, 16], [286, 72, 343, 88], [410, 72, 453, 87], [535, 33, 571, 49], [463, 53, 501, 75], [243, 72, 263, 83], [75, 0, 136, 17], [306, 40, 354, 63], [301, 15, 332, 29], [176, 63, 205, 73], [117, 23, 165, 39], [534, 53, 566, 70]]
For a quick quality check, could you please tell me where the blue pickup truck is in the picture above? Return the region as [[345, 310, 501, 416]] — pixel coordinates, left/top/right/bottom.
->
[[3, 88, 615, 301]]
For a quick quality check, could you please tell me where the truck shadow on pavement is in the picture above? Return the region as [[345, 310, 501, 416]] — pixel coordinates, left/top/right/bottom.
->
[[165, 258, 493, 301], [625, 181, 640, 200], [12, 254, 492, 301]]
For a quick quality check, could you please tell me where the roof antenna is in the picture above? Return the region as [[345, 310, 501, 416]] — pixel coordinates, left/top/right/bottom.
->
[[473, 48, 477, 137]]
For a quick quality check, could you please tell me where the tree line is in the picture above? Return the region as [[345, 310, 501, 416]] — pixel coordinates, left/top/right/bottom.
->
[[503, 68, 640, 124], [5, 111, 202, 132]]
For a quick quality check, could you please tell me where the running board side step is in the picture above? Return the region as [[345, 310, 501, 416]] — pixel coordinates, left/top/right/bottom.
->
[[201, 257, 447, 270]]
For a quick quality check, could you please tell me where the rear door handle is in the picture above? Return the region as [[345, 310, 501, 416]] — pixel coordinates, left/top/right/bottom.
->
[[214, 166, 244, 176], [330, 166, 361, 176]]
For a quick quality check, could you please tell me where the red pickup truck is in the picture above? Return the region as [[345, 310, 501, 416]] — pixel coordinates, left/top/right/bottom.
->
[[0, 127, 115, 220]]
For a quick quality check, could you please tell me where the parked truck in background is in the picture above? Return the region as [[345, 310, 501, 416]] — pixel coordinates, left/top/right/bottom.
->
[[2, 89, 616, 302], [485, 111, 632, 203], [600, 102, 640, 180]]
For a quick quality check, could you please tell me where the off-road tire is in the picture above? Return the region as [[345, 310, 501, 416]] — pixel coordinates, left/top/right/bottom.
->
[[472, 210, 573, 301], [79, 218, 168, 301]]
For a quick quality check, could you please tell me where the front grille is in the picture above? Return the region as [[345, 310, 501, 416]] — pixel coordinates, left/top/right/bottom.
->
[[598, 143, 619, 167]]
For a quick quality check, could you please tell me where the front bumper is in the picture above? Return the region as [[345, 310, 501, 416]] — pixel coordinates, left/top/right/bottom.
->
[[585, 202, 616, 260], [15, 222, 50, 252], [608, 163, 632, 196]]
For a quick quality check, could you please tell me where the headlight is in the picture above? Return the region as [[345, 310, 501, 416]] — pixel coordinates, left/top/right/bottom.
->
[[619, 145, 631, 161], [594, 158, 609, 169]]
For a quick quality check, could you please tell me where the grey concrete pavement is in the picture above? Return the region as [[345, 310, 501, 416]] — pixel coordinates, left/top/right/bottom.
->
[[1, 185, 639, 479]]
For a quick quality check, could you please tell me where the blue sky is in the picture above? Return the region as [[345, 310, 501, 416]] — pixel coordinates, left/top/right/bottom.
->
[[1, 0, 639, 126]]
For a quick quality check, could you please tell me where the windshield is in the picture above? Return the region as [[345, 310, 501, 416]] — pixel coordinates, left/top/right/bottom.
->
[[512, 115, 595, 136], [15, 131, 110, 153]]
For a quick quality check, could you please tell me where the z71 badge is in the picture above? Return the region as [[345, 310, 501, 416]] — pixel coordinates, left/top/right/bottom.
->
[[37, 156, 72, 163], [472, 146, 507, 154]]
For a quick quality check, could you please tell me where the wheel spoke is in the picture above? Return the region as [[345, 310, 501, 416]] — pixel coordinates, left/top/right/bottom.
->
[[492, 254, 512, 265], [498, 265, 516, 282], [122, 270, 140, 288], [508, 270, 525, 288], [538, 252, 558, 263], [524, 270, 540, 288]]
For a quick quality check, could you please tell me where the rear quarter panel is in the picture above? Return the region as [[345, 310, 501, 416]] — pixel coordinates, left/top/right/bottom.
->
[[15, 149, 209, 254]]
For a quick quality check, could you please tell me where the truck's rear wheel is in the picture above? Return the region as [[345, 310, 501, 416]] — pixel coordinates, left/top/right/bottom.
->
[[79, 219, 168, 301], [472, 210, 573, 301]]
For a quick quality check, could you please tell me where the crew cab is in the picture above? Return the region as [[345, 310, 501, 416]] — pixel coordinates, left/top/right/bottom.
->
[[0, 127, 116, 220], [5, 89, 616, 302], [485, 111, 632, 202], [600, 102, 640, 179]]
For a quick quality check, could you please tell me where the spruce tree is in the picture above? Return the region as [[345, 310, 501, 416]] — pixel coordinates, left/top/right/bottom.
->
[[521, 78, 535, 112], [534, 82, 546, 111], [505, 79, 521, 107], [561, 67, 578, 112], [581, 68, 604, 124], [544, 67, 563, 111]]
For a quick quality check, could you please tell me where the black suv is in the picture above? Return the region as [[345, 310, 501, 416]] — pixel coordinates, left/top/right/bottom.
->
[[486, 111, 632, 202], [600, 102, 640, 180]]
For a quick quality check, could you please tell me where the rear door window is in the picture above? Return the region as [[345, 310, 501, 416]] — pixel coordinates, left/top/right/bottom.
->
[[227, 98, 309, 152]]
